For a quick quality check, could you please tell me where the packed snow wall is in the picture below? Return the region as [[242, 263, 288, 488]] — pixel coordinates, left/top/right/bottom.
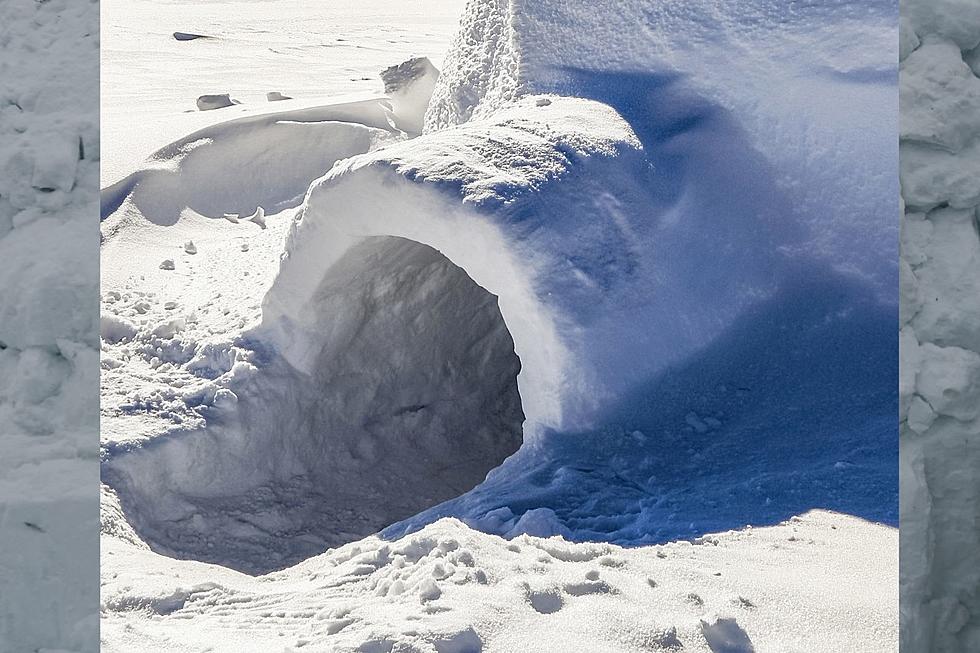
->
[[900, 1, 980, 650], [0, 0, 100, 650]]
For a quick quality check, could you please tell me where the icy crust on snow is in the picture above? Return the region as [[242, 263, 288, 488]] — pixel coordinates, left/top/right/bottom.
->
[[426, 0, 898, 296], [900, 0, 980, 649], [0, 0, 99, 651], [100, 511, 897, 653]]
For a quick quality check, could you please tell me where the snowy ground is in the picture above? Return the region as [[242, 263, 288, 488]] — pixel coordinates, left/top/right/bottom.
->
[[101, 0, 465, 186], [101, 0, 898, 650], [102, 511, 896, 653]]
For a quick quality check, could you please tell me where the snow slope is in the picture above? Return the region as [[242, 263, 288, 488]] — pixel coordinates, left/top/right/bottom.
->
[[900, 1, 980, 651], [0, 0, 99, 651], [100, 0, 898, 649]]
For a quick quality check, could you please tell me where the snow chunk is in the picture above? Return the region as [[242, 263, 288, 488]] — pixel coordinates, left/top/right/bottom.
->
[[910, 208, 980, 351], [31, 130, 80, 192], [506, 508, 571, 539], [700, 617, 756, 653], [100, 314, 138, 344], [197, 94, 237, 111]]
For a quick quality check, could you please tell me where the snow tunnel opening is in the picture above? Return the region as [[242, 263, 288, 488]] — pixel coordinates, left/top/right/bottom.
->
[[106, 236, 526, 574]]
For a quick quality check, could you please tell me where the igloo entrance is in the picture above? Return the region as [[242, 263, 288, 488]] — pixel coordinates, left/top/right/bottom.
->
[[105, 237, 525, 574]]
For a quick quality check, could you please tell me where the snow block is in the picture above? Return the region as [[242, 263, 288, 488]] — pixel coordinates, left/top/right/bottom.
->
[[197, 94, 237, 111]]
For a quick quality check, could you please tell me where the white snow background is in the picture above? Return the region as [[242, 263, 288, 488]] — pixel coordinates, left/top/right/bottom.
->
[[900, 0, 980, 651], [98, 0, 899, 652], [0, 0, 100, 651]]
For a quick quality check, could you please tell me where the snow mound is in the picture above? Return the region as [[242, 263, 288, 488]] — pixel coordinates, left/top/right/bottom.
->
[[426, 0, 897, 295], [0, 0, 99, 649], [900, 0, 980, 649]]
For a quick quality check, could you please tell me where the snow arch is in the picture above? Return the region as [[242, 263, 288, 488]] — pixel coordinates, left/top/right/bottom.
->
[[261, 169, 571, 436]]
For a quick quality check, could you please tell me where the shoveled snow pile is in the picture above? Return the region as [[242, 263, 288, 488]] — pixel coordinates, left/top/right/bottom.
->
[[900, 1, 980, 651], [0, 0, 99, 651], [101, 0, 897, 649]]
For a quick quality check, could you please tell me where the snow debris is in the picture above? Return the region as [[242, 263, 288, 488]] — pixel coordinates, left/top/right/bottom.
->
[[197, 93, 238, 111], [174, 31, 211, 42]]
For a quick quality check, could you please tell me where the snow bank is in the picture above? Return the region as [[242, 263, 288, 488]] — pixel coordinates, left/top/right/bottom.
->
[[900, 1, 980, 649], [0, 0, 99, 650]]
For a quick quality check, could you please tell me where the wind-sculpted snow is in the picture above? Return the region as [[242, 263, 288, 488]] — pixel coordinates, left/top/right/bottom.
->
[[0, 0, 99, 650], [900, 0, 980, 650], [427, 0, 898, 298]]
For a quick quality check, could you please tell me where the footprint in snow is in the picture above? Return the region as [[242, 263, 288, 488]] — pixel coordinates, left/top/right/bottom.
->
[[700, 617, 755, 653], [528, 589, 563, 614]]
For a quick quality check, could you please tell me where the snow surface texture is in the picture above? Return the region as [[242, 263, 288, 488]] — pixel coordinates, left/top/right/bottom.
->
[[100, 0, 467, 186], [0, 0, 99, 651], [900, 1, 980, 651], [101, 0, 899, 649], [101, 511, 897, 653]]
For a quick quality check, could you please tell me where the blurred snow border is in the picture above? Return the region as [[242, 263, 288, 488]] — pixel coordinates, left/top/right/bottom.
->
[[0, 0, 99, 651], [900, 0, 980, 650]]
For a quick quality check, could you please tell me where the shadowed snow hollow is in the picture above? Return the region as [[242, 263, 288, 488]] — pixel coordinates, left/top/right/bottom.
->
[[104, 236, 524, 573]]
